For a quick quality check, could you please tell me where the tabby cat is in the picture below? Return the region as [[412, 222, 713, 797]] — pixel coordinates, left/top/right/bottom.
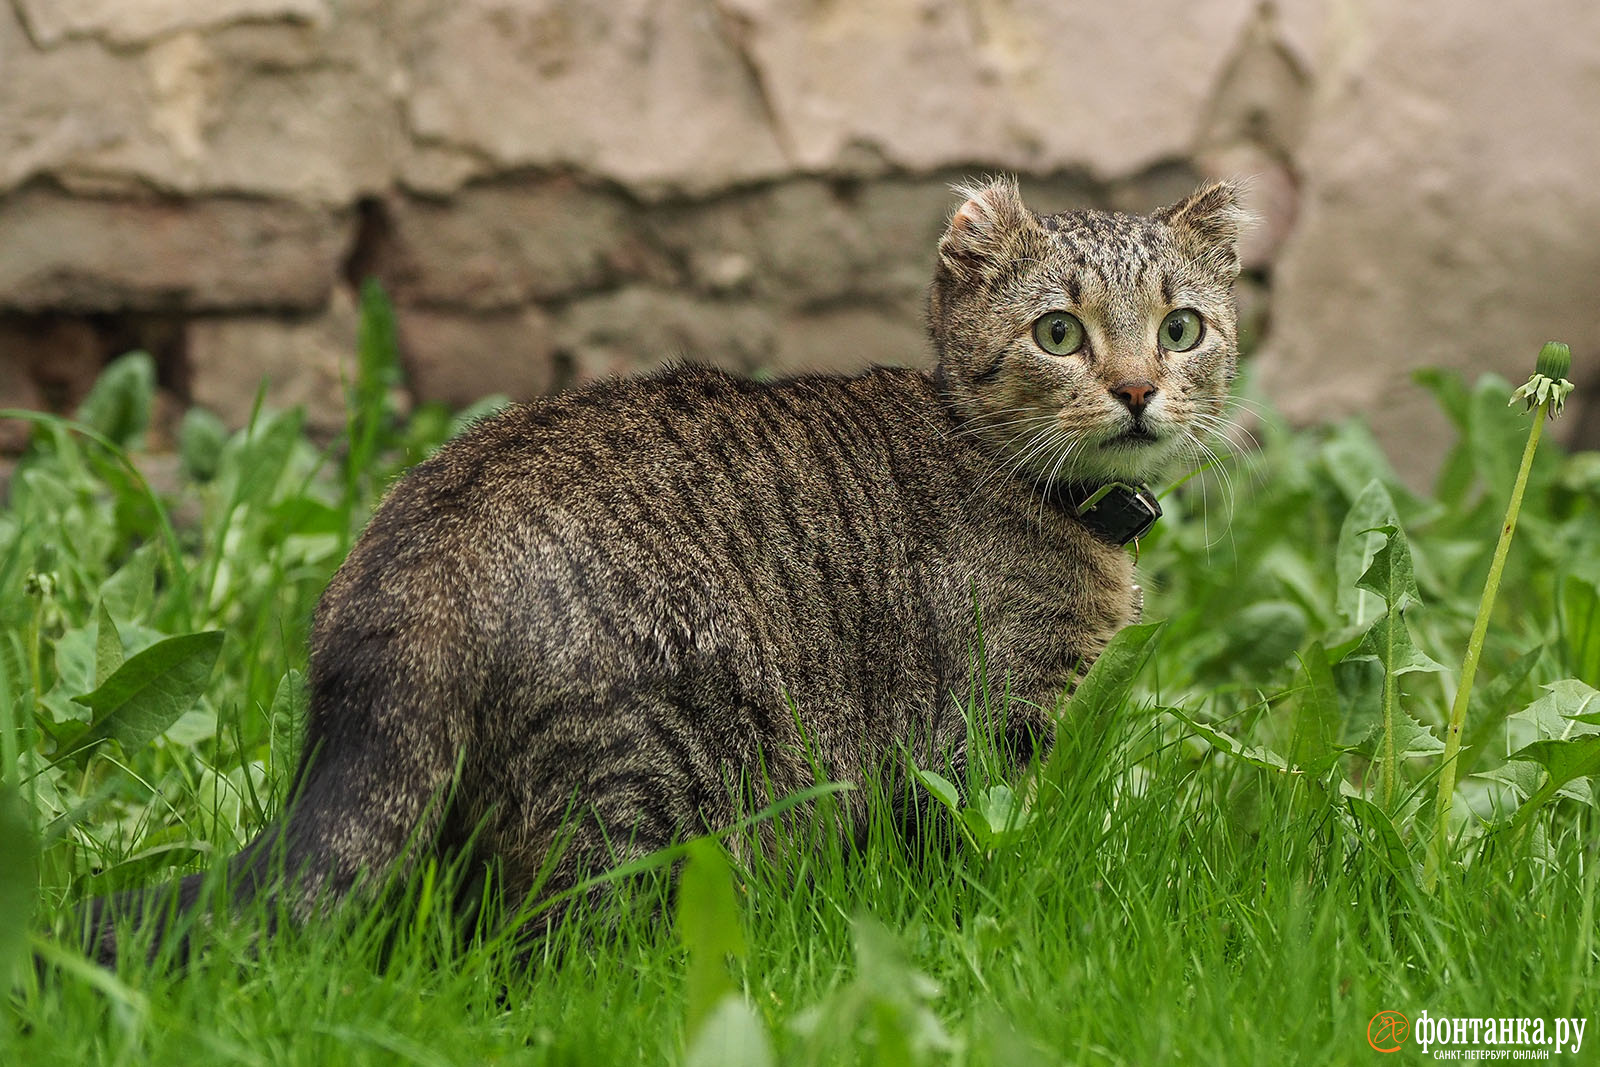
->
[[84, 176, 1246, 962]]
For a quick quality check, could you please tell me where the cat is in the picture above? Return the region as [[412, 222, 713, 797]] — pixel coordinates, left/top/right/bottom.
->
[[82, 176, 1246, 963]]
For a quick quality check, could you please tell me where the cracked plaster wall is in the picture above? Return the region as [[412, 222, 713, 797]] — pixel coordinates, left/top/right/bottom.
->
[[0, 0, 1595, 473]]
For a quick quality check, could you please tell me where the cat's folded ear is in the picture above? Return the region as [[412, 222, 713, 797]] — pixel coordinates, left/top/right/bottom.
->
[[939, 176, 1034, 273], [1155, 181, 1252, 278]]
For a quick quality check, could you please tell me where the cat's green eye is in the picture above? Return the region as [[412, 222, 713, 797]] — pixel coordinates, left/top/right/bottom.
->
[[1158, 309, 1204, 352], [1033, 312, 1085, 356]]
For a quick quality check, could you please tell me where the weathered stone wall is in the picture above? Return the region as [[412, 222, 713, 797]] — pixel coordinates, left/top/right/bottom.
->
[[1, 0, 1596, 469]]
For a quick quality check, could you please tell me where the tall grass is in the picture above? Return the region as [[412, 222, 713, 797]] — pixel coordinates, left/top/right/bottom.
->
[[1, 297, 1596, 1063]]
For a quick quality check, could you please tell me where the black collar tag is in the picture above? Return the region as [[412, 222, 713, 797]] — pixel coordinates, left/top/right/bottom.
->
[[1064, 482, 1162, 547]]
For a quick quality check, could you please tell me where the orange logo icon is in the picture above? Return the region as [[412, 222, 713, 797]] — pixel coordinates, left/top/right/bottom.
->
[[1368, 1010, 1409, 1053]]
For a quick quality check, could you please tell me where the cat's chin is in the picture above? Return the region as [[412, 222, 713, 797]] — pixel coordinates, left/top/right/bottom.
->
[[1073, 430, 1181, 486], [1102, 426, 1162, 449]]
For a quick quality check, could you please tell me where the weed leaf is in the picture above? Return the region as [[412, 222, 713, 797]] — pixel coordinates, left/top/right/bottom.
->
[[1042, 621, 1164, 792], [1388, 711, 1446, 759], [1464, 373, 1532, 495], [1166, 707, 1295, 774], [1347, 708, 1445, 762], [178, 407, 229, 483], [39, 779, 121, 849], [346, 280, 403, 512], [1063, 621, 1165, 720], [233, 409, 305, 509], [1290, 643, 1341, 777], [685, 996, 775, 1067], [1412, 367, 1473, 433], [1336, 481, 1400, 626], [1506, 735, 1600, 829], [1558, 576, 1600, 687], [789, 916, 955, 1061], [1332, 657, 1384, 744], [1460, 644, 1544, 774], [913, 769, 960, 814], [1348, 605, 1446, 676], [1195, 600, 1308, 677], [75, 351, 154, 449], [1321, 425, 1402, 509], [1344, 793, 1416, 878], [1515, 680, 1600, 738], [70, 630, 224, 758], [1356, 524, 1422, 610], [95, 600, 124, 686], [99, 541, 159, 622], [956, 785, 1033, 850], [677, 837, 746, 1039], [975, 784, 1024, 837], [43, 625, 97, 725], [269, 668, 308, 775]]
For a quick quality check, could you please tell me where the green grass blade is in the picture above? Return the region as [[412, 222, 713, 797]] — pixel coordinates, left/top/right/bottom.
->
[[0, 782, 36, 989]]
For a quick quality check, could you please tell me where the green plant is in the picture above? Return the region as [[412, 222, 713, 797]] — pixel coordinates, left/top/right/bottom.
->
[[2, 303, 1595, 1063], [1426, 342, 1579, 886]]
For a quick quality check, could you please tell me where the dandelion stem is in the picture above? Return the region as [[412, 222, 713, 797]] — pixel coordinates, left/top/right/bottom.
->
[[1424, 396, 1547, 890]]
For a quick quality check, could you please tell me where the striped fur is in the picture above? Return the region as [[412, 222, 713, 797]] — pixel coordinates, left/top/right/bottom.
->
[[82, 179, 1244, 963]]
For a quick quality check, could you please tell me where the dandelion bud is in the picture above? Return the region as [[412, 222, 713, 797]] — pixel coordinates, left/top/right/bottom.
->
[[1510, 340, 1575, 418], [1536, 341, 1571, 381]]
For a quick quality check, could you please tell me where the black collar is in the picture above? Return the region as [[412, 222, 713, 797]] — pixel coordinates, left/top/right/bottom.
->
[[1047, 481, 1163, 546]]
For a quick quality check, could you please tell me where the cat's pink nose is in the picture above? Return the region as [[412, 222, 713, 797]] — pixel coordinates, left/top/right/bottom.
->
[[1110, 379, 1157, 411]]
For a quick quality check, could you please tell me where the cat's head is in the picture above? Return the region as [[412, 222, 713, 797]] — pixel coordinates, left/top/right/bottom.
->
[[930, 177, 1248, 488]]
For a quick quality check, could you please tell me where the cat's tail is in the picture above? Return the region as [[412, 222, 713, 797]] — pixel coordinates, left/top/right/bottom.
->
[[76, 723, 462, 968], [76, 821, 286, 968], [76, 513, 481, 968]]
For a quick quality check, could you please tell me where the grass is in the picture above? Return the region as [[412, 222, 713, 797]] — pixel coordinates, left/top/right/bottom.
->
[[1, 298, 1597, 1064]]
